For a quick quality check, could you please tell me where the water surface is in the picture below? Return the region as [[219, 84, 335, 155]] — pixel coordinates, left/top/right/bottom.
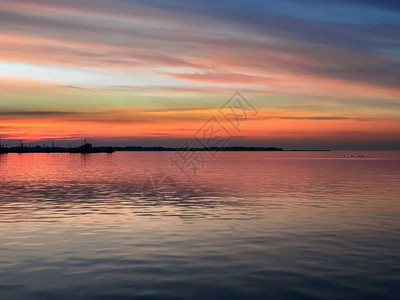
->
[[0, 151, 399, 299]]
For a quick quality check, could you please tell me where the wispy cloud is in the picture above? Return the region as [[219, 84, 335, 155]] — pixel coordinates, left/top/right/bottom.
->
[[0, 0, 399, 148]]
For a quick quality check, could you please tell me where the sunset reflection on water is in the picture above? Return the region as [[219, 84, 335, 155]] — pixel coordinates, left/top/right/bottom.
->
[[0, 152, 399, 298]]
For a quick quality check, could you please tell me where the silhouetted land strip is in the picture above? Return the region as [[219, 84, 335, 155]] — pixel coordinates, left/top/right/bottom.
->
[[0, 145, 331, 153], [0, 143, 114, 154], [114, 146, 285, 151]]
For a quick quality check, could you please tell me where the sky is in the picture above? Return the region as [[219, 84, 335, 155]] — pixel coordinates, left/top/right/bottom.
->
[[0, 0, 399, 149]]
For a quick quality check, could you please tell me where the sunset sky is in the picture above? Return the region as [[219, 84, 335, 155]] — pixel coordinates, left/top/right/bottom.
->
[[1, 0, 399, 149]]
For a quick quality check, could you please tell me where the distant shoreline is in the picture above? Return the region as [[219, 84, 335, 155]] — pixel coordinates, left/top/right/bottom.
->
[[0, 146, 331, 153]]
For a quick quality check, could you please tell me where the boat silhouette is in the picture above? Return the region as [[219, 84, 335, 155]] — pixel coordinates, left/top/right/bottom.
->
[[69, 143, 115, 154]]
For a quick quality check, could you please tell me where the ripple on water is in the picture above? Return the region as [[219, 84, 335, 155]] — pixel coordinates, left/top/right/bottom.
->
[[0, 152, 399, 298]]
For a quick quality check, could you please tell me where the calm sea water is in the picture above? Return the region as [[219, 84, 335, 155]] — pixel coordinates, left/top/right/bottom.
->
[[0, 151, 399, 299]]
